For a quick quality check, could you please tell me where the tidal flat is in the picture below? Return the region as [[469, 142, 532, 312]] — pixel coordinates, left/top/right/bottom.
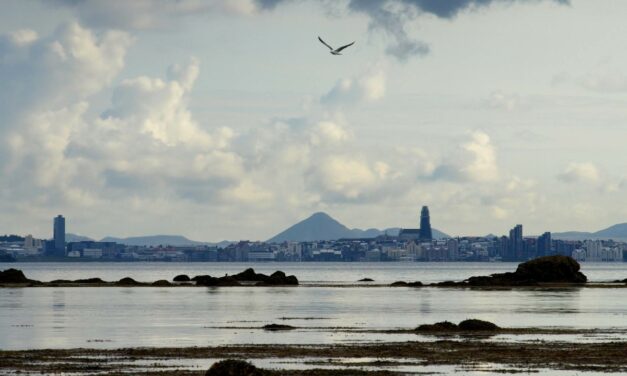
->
[[2, 336, 627, 375]]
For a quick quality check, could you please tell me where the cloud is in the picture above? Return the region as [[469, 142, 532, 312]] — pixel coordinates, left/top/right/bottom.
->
[[431, 131, 498, 182], [49, 0, 258, 30], [50, 0, 567, 61], [557, 162, 600, 184], [320, 69, 386, 106]]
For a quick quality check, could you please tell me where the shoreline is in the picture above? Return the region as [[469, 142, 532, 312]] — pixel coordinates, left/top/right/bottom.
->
[[2, 336, 627, 375]]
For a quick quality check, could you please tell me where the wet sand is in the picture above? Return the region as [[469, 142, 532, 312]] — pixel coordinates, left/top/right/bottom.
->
[[2, 328, 626, 375]]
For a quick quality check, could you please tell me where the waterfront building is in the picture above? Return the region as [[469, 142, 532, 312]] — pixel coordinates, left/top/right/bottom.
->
[[53, 215, 66, 256], [419, 206, 432, 241]]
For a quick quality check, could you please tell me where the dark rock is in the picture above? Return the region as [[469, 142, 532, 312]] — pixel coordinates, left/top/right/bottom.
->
[[73, 278, 105, 284], [50, 279, 73, 284], [391, 281, 408, 287], [432, 280, 462, 287], [262, 324, 295, 331], [391, 281, 423, 287], [416, 321, 459, 332], [205, 359, 266, 376], [173, 274, 191, 282], [233, 268, 268, 282], [359, 278, 374, 282], [463, 256, 587, 287], [191, 275, 211, 282], [254, 271, 298, 286], [0, 268, 29, 283], [194, 275, 241, 286], [116, 277, 140, 286], [515, 255, 587, 283], [458, 319, 500, 331], [152, 279, 172, 286]]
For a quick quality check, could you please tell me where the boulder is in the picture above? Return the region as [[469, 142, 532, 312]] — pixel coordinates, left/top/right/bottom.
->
[[0, 268, 29, 284], [152, 279, 172, 286], [391, 281, 423, 287], [194, 275, 241, 287], [262, 324, 295, 331], [458, 319, 499, 331], [233, 268, 268, 282], [205, 359, 267, 376], [416, 321, 459, 332], [74, 278, 106, 284], [173, 274, 191, 282], [391, 281, 408, 287], [258, 271, 299, 286], [116, 277, 140, 286], [464, 256, 587, 287]]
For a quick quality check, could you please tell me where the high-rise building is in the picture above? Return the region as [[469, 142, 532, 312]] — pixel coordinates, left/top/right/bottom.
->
[[53, 215, 66, 256], [507, 224, 523, 261], [419, 206, 432, 241], [537, 232, 551, 257]]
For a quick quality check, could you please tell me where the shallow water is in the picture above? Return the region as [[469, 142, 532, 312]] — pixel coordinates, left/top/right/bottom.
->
[[1, 262, 626, 351]]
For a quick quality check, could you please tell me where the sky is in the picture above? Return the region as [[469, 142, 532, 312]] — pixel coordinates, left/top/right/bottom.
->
[[1, 0, 627, 241]]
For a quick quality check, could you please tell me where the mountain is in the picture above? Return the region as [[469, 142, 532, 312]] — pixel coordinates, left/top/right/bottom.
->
[[553, 223, 627, 241], [100, 235, 210, 247], [267, 212, 449, 243], [66, 233, 94, 242]]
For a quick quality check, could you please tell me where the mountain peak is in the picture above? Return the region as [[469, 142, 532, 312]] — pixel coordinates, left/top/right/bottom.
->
[[268, 212, 448, 243]]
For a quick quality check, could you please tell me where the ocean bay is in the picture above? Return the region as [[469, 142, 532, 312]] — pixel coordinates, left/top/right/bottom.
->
[[1, 262, 626, 351]]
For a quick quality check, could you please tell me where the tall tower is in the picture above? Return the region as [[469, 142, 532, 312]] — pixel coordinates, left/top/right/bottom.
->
[[419, 206, 432, 241], [53, 215, 66, 255]]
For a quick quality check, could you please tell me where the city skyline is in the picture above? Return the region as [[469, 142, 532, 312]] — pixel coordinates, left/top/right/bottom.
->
[[2, 1, 627, 241]]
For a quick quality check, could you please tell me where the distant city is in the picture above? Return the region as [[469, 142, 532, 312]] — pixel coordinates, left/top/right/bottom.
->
[[1, 206, 626, 263]]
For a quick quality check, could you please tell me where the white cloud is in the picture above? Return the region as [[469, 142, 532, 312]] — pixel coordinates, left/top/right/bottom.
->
[[557, 162, 600, 184], [431, 131, 498, 182], [320, 69, 386, 106]]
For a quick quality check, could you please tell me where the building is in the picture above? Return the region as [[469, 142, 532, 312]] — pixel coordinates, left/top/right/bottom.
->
[[507, 224, 523, 261], [53, 215, 66, 256], [419, 206, 432, 241], [537, 232, 551, 257]]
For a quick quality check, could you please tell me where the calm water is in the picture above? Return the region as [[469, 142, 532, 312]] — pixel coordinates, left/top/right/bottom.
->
[[1, 262, 626, 351]]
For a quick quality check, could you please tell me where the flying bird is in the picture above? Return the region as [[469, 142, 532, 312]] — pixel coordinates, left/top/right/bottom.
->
[[318, 36, 355, 55]]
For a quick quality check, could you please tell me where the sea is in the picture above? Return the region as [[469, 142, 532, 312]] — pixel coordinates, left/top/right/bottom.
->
[[1, 262, 626, 351]]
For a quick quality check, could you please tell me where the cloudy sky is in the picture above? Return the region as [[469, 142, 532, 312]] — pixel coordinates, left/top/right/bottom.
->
[[1, 0, 627, 241]]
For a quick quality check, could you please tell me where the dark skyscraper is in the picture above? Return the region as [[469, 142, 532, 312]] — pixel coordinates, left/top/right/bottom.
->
[[537, 231, 551, 257], [507, 224, 523, 261], [53, 215, 66, 255], [419, 206, 432, 241]]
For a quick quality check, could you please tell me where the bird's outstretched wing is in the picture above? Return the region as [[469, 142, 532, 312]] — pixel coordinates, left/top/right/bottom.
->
[[318, 36, 333, 50], [335, 41, 355, 52]]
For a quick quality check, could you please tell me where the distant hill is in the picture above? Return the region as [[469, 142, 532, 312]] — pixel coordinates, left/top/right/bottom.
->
[[553, 223, 627, 241], [267, 212, 449, 243], [99, 235, 231, 248], [66, 233, 94, 242]]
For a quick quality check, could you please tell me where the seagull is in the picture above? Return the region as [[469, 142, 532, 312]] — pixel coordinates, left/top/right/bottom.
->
[[318, 36, 355, 55]]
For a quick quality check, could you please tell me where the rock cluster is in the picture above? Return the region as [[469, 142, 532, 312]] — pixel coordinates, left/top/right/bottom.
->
[[430, 256, 587, 287], [192, 268, 298, 287], [390, 281, 423, 287], [416, 319, 500, 332]]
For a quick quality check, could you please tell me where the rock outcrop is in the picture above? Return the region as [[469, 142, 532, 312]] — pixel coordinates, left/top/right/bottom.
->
[[262, 324, 295, 331], [0, 268, 29, 284], [431, 256, 588, 287], [416, 319, 499, 332], [391, 281, 423, 287], [173, 274, 191, 282], [205, 359, 267, 376]]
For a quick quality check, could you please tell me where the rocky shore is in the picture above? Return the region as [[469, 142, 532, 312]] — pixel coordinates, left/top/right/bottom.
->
[[0, 267, 298, 287]]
